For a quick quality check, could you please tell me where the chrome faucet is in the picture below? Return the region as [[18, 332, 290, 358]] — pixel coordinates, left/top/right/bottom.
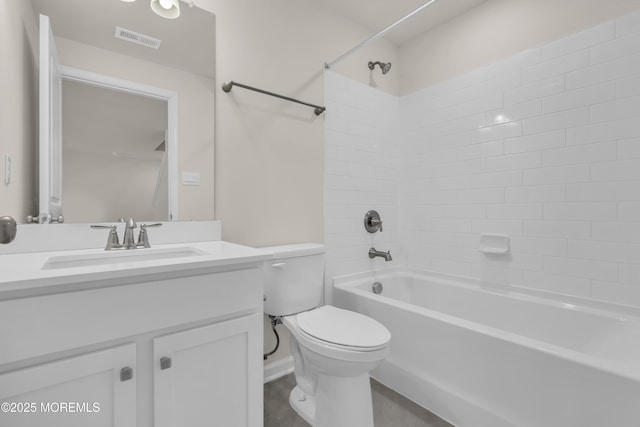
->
[[122, 217, 138, 249], [91, 218, 162, 250], [369, 247, 392, 261]]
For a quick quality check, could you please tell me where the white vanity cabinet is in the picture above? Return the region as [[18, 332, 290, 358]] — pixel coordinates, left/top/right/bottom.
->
[[153, 314, 262, 427], [0, 261, 264, 427], [0, 344, 137, 427]]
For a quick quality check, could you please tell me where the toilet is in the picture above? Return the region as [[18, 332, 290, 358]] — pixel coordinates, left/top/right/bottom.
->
[[263, 244, 390, 427]]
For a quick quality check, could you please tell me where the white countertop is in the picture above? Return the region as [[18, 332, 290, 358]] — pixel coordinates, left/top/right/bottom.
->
[[0, 241, 273, 296]]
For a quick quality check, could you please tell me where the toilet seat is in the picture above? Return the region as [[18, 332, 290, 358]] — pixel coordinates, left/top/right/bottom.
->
[[296, 305, 390, 351]]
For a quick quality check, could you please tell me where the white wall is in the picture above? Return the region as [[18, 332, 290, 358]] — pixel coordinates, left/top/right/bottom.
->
[[326, 9, 640, 308], [0, 0, 38, 222], [400, 0, 640, 95], [202, 0, 399, 247]]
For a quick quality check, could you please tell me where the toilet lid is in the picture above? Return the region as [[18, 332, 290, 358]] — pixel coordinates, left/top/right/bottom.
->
[[296, 306, 391, 348]]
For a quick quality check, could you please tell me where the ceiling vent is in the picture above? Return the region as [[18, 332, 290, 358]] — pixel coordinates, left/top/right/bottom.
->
[[114, 26, 162, 50]]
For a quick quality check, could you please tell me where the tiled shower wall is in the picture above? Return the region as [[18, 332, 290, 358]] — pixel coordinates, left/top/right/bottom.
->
[[324, 10, 640, 307], [400, 10, 640, 307], [323, 71, 400, 303]]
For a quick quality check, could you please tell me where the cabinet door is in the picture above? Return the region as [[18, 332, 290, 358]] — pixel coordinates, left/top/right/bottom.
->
[[154, 314, 263, 427], [0, 343, 136, 427]]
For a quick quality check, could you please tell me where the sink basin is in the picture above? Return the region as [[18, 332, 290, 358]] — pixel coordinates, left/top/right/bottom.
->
[[41, 247, 207, 270]]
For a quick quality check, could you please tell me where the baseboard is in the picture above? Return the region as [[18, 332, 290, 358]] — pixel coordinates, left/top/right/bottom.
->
[[264, 355, 294, 384]]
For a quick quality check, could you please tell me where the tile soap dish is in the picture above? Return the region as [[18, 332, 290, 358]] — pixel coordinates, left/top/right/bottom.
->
[[479, 233, 510, 255]]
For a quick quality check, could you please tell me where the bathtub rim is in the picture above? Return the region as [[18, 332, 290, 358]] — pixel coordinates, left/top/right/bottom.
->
[[333, 266, 640, 383]]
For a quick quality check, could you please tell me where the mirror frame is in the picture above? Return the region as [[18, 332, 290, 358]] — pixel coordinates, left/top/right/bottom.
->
[[55, 65, 180, 221]]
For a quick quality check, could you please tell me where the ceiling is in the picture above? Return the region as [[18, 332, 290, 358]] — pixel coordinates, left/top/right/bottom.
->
[[317, 0, 488, 45], [30, 0, 215, 78]]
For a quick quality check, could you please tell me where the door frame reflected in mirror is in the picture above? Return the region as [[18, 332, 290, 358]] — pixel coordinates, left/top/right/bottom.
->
[[56, 65, 180, 222]]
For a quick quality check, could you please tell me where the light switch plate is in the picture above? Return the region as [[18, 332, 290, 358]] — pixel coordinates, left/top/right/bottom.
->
[[181, 171, 201, 186], [4, 154, 11, 185]]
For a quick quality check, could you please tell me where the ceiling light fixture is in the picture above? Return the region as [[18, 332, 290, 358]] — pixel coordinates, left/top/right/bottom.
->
[[150, 0, 180, 19]]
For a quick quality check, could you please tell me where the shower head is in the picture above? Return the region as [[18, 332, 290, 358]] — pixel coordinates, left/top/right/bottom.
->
[[368, 61, 392, 75]]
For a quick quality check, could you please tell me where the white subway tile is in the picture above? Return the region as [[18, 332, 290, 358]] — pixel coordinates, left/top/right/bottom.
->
[[591, 281, 640, 308], [510, 236, 567, 256], [473, 121, 522, 143], [506, 185, 566, 203], [487, 99, 542, 125], [543, 141, 617, 166], [567, 181, 640, 201], [431, 175, 473, 191], [432, 204, 487, 219], [483, 251, 543, 272], [618, 138, 640, 159], [541, 21, 615, 61], [426, 158, 485, 180], [524, 220, 591, 239], [486, 203, 543, 219], [456, 188, 505, 204], [504, 76, 564, 105], [431, 114, 486, 138], [486, 152, 542, 171], [616, 9, 640, 37], [522, 270, 590, 297], [619, 263, 640, 286], [590, 96, 640, 124], [541, 81, 615, 114], [504, 130, 565, 155], [430, 218, 472, 233], [592, 222, 640, 243], [568, 239, 640, 263], [543, 202, 617, 221], [590, 31, 640, 65], [566, 52, 640, 90], [618, 73, 640, 98], [456, 141, 504, 161], [472, 219, 523, 235], [522, 107, 589, 135], [523, 50, 589, 84], [592, 159, 640, 181], [456, 92, 503, 118], [619, 201, 640, 221], [523, 165, 590, 185], [472, 170, 523, 188], [544, 256, 618, 282], [347, 163, 376, 178]]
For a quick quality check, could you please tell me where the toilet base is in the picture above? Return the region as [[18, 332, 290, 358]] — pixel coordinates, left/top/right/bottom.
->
[[289, 373, 375, 427], [289, 386, 316, 425]]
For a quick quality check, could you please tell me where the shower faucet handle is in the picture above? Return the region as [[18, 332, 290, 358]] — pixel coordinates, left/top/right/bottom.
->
[[364, 210, 383, 233]]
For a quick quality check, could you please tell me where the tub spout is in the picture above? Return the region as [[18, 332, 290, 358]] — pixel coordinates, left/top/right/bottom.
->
[[369, 247, 392, 261]]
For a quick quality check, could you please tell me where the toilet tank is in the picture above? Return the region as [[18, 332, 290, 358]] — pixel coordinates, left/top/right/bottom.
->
[[262, 243, 325, 316]]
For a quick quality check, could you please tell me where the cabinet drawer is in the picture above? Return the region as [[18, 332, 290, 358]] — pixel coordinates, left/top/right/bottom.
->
[[0, 267, 262, 365]]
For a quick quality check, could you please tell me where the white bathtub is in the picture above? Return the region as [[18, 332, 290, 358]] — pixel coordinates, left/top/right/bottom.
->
[[333, 268, 640, 427]]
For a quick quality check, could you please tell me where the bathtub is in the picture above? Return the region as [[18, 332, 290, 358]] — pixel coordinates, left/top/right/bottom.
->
[[333, 268, 640, 427]]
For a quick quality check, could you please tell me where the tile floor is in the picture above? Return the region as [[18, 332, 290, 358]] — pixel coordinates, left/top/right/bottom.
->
[[264, 373, 454, 427]]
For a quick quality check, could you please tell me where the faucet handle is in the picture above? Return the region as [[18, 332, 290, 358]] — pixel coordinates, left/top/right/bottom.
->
[[137, 223, 162, 248], [91, 224, 120, 250]]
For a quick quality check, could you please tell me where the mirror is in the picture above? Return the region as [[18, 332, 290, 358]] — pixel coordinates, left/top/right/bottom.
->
[[30, 0, 215, 223]]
